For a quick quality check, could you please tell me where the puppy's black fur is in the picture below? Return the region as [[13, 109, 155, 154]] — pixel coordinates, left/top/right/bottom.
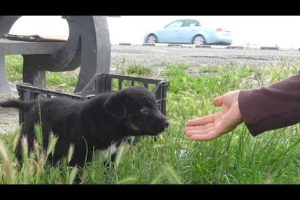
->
[[0, 86, 169, 167]]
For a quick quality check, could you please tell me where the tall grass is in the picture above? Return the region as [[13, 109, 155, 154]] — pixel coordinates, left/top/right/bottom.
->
[[2, 55, 300, 183]]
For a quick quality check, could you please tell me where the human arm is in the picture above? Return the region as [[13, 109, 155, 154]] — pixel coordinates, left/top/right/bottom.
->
[[184, 73, 300, 140]]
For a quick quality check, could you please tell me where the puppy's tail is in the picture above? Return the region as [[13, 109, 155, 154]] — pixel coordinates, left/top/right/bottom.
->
[[0, 99, 35, 112]]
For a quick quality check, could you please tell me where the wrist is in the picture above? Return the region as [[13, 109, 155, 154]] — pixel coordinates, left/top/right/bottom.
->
[[233, 91, 243, 124]]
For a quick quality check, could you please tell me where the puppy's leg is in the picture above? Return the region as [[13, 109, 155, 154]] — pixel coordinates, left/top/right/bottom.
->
[[104, 152, 116, 170]]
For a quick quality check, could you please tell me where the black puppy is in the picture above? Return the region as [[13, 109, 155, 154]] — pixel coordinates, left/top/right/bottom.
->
[[0, 86, 169, 167]]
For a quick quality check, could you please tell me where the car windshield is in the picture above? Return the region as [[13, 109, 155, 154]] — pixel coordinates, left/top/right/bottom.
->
[[165, 20, 184, 28], [164, 19, 201, 29]]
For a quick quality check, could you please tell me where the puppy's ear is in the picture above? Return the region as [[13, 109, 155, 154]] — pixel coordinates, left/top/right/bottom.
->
[[103, 93, 127, 120]]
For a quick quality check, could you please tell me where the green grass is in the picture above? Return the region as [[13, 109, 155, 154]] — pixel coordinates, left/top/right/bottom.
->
[[2, 55, 300, 184], [6, 55, 78, 93]]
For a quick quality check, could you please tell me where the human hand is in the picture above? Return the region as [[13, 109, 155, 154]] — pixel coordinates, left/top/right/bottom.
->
[[184, 90, 243, 141]]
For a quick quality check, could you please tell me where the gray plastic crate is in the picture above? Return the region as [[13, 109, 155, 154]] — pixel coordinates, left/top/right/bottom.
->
[[17, 73, 169, 124]]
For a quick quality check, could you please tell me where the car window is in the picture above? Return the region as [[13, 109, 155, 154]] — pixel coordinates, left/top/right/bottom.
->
[[182, 20, 200, 27], [165, 20, 184, 28]]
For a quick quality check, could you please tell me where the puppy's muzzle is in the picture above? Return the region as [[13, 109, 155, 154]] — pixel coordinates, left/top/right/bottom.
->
[[163, 120, 169, 128]]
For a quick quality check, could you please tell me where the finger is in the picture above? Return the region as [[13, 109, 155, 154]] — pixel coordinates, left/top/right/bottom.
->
[[185, 127, 214, 137], [184, 123, 213, 132], [185, 113, 216, 126], [188, 131, 220, 141], [212, 95, 223, 107]]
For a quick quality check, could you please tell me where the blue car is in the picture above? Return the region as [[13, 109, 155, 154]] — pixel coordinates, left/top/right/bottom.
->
[[144, 19, 233, 45]]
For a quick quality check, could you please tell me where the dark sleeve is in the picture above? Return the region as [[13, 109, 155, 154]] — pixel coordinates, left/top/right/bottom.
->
[[238, 73, 300, 136]]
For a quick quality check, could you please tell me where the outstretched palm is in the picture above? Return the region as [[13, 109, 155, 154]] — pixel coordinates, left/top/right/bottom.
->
[[184, 90, 243, 141]]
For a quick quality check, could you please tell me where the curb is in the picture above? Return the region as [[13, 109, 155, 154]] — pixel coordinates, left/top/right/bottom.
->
[[119, 43, 132, 46], [167, 44, 182, 47], [117, 43, 297, 51], [195, 45, 211, 48], [142, 43, 155, 46], [226, 46, 244, 50], [260, 46, 279, 50]]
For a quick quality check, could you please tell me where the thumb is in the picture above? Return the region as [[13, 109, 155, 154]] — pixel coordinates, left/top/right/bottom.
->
[[212, 95, 223, 107]]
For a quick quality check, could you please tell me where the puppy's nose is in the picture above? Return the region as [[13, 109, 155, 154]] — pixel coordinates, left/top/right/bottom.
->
[[164, 121, 169, 128]]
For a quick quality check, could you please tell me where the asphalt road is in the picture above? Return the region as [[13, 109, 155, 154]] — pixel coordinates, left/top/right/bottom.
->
[[111, 45, 300, 68]]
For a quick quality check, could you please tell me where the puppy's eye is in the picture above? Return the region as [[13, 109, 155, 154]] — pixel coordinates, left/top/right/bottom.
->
[[140, 106, 150, 113]]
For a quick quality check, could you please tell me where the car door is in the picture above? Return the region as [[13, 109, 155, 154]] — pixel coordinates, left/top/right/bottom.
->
[[157, 19, 184, 43], [177, 19, 201, 43]]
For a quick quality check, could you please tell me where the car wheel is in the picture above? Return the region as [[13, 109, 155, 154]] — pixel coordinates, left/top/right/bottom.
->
[[193, 35, 205, 45], [146, 35, 157, 44]]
